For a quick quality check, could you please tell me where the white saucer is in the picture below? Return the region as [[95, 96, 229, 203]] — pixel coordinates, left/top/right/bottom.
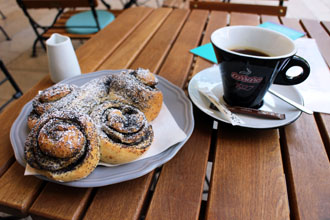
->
[[188, 66, 303, 129]]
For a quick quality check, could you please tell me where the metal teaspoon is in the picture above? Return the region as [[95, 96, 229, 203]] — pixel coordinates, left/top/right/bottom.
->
[[268, 89, 313, 115]]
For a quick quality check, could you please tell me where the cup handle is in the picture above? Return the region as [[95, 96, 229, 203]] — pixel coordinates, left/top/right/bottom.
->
[[274, 55, 310, 85]]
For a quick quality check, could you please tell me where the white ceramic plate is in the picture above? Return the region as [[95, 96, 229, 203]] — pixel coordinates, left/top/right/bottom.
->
[[188, 66, 303, 129], [10, 70, 194, 187]]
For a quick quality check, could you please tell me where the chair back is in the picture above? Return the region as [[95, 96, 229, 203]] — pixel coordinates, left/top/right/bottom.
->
[[17, 0, 98, 9], [190, 1, 287, 16], [16, 0, 106, 56]]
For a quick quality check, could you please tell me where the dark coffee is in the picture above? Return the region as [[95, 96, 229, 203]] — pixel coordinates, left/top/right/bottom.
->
[[231, 49, 270, 57]]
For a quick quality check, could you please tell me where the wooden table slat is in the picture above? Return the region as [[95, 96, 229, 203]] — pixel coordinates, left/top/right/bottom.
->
[[260, 14, 280, 24], [280, 17, 307, 35], [77, 7, 154, 73], [158, 9, 209, 87], [30, 184, 92, 220], [23, 8, 168, 220], [146, 111, 213, 220], [130, 9, 190, 73], [43, 29, 92, 39], [206, 13, 289, 220], [0, 163, 43, 216], [162, 0, 176, 8], [230, 12, 260, 26], [282, 114, 330, 220], [145, 10, 212, 220], [84, 9, 189, 220], [300, 19, 330, 67], [4, 8, 156, 219], [192, 11, 228, 76], [322, 21, 330, 34], [207, 125, 290, 219], [315, 113, 330, 159], [84, 173, 153, 220], [0, 7, 329, 220], [0, 76, 53, 177], [98, 8, 172, 70]]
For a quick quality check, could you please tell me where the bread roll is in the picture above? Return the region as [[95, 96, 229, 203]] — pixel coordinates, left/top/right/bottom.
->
[[90, 101, 153, 164], [105, 68, 163, 121], [28, 84, 84, 129], [32, 84, 81, 115], [24, 110, 100, 182]]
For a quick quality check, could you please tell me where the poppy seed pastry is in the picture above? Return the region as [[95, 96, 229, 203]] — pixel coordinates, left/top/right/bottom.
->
[[106, 68, 163, 121], [24, 110, 100, 182], [25, 68, 161, 172], [28, 84, 84, 129], [90, 101, 154, 164], [27, 110, 41, 130], [32, 84, 81, 115]]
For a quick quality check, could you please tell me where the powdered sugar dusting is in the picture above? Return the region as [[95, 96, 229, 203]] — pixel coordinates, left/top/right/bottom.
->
[[25, 68, 160, 172], [90, 101, 153, 148]]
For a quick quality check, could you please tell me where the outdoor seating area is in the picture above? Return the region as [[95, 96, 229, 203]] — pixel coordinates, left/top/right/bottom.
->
[[0, 0, 330, 219]]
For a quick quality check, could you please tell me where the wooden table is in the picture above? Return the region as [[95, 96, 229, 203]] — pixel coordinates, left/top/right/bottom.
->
[[1, 7, 330, 220]]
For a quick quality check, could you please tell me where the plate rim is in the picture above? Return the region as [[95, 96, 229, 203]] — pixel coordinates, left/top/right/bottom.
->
[[188, 66, 303, 129], [10, 69, 195, 187]]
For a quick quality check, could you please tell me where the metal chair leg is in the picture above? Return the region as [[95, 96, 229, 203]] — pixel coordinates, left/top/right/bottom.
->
[[89, 0, 101, 31], [0, 26, 11, 40], [0, 9, 6, 19], [124, 0, 138, 9], [100, 0, 111, 9], [16, 0, 64, 57], [0, 60, 23, 97], [0, 60, 23, 112]]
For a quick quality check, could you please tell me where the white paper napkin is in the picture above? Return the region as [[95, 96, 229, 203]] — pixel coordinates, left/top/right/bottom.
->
[[294, 38, 330, 114], [25, 103, 187, 175]]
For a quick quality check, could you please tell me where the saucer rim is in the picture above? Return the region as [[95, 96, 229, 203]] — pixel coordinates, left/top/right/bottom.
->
[[188, 66, 303, 129]]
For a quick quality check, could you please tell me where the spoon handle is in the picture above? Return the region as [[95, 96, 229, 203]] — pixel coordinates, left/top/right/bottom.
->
[[268, 89, 313, 115]]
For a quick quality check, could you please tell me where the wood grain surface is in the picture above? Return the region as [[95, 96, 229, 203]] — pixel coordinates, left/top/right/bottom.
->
[[130, 9, 190, 73], [84, 174, 153, 220], [30, 184, 93, 220], [0, 163, 43, 217], [230, 12, 259, 26], [192, 11, 228, 76], [144, 10, 212, 219], [207, 125, 289, 219], [322, 21, 330, 34], [205, 12, 289, 220], [146, 111, 213, 220], [158, 9, 208, 87], [98, 8, 172, 70], [282, 114, 330, 220], [0, 8, 329, 220], [281, 17, 307, 34], [189, 2, 287, 16], [301, 19, 330, 66], [77, 7, 154, 73]]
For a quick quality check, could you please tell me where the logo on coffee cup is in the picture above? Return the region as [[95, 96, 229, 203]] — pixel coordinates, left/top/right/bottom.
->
[[231, 68, 263, 91]]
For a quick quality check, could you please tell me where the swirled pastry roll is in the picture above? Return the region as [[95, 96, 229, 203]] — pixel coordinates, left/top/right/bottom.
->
[[28, 84, 84, 129], [32, 84, 81, 115], [90, 101, 153, 164], [24, 110, 100, 182], [76, 75, 113, 114], [80, 74, 112, 101], [27, 110, 41, 130], [106, 68, 163, 122]]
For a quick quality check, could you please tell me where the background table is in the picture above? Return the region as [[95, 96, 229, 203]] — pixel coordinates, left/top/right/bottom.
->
[[0, 7, 330, 220]]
